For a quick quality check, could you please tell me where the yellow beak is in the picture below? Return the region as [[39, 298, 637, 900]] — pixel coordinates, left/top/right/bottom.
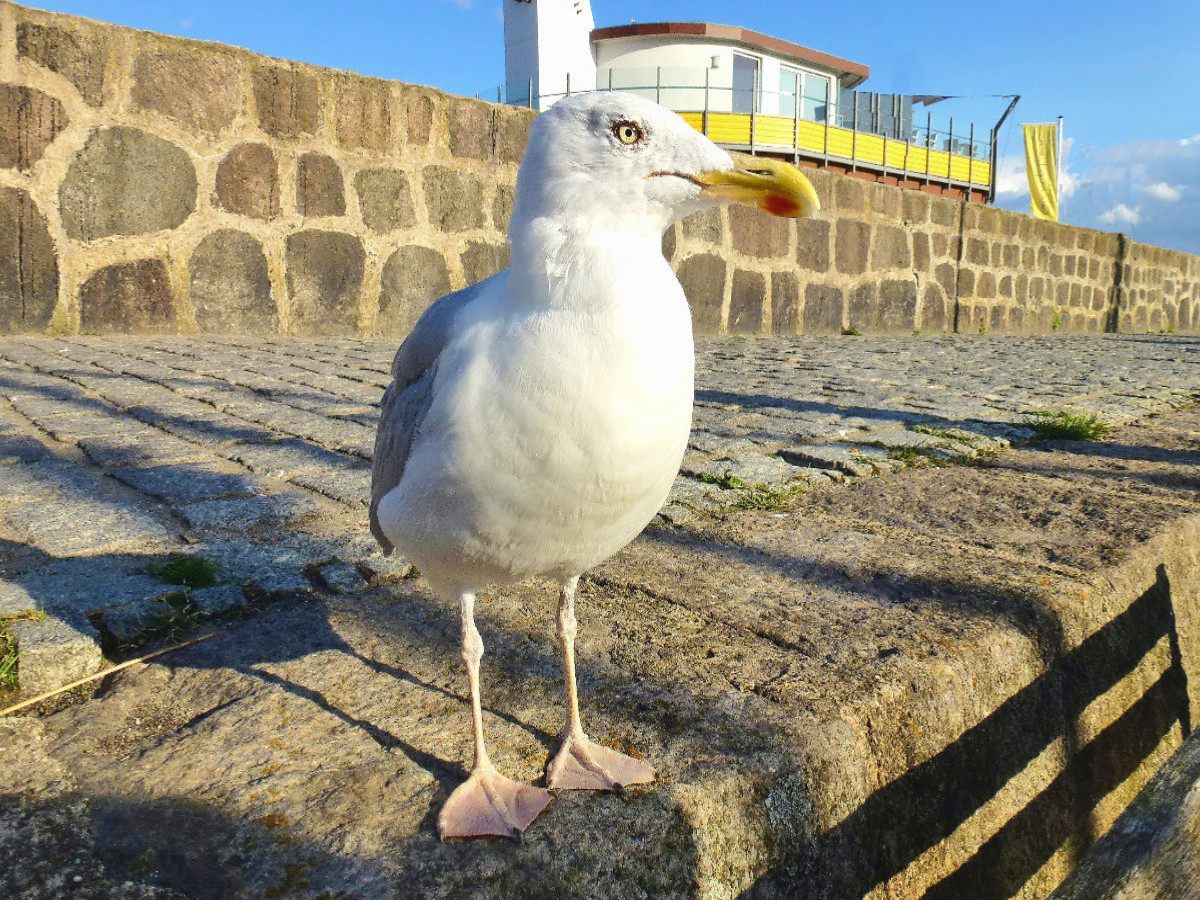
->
[[693, 152, 820, 218]]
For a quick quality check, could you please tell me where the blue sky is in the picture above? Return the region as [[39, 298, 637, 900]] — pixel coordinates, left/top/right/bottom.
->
[[37, 0, 1200, 254]]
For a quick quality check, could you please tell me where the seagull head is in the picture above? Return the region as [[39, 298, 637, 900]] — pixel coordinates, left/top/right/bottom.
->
[[511, 91, 820, 237]]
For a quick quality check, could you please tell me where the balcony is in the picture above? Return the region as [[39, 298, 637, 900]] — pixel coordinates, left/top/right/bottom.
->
[[503, 67, 996, 203]]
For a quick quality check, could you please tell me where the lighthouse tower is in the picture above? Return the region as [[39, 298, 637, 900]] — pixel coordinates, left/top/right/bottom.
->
[[504, 0, 597, 109]]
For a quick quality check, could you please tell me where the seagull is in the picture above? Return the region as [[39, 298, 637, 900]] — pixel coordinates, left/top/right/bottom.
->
[[370, 91, 819, 840]]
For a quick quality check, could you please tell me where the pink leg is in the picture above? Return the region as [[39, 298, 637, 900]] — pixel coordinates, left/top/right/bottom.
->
[[545, 577, 654, 791], [438, 593, 551, 839]]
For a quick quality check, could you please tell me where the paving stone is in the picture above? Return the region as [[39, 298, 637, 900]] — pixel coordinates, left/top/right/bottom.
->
[[777, 443, 884, 478], [7, 499, 170, 557], [128, 405, 278, 446], [198, 540, 315, 595], [685, 452, 815, 487], [0, 457, 95, 501], [113, 464, 260, 504], [353, 551, 414, 581], [8, 610, 102, 694], [336, 532, 413, 580], [226, 439, 354, 478], [10, 562, 175, 616], [317, 561, 367, 594], [290, 466, 370, 508], [177, 492, 322, 531], [100, 597, 173, 642], [0, 581, 38, 617], [190, 583, 246, 616], [0, 432, 52, 464], [79, 430, 210, 468]]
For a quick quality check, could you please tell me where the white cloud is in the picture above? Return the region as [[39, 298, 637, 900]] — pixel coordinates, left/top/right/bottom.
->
[[180, 18, 193, 28], [1143, 181, 1182, 202], [1099, 203, 1141, 226]]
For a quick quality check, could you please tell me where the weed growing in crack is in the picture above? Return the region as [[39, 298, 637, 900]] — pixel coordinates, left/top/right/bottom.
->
[[1021, 409, 1112, 441], [141, 592, 201, 644], [149, 555, 218, 589], [730, 483, 802, 511], [0, 609, 47, 690], [696, 470, 745, 490], [0, 631, 17, 689], [887, 447, 938, 469]]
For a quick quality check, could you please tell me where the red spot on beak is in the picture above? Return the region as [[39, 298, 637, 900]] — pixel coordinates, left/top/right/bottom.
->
[[761, 193, 801, 217]]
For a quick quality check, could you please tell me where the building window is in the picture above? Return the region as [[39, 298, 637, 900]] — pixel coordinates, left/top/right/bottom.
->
[[780, 66, 831, 123], [802, 73, 831, 123], [732, 53, 759, 114], [780, 67, 799, 116]]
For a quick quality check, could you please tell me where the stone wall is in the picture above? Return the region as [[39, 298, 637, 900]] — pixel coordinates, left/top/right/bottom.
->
[[0, 1, 530, 337], [665, 175, 1200, 336], [0, 0, 1197, 337]]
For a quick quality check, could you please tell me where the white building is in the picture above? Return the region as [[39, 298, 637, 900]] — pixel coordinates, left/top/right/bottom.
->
[[503, 2, 868, 115], [501, 1, 995, 203]]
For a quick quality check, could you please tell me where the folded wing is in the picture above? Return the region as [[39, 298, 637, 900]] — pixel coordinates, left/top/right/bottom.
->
[[369, 279, 489, 553]]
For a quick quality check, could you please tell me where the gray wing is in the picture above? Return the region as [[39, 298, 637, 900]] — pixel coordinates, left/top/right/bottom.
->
[[369, 280, 489, 554]]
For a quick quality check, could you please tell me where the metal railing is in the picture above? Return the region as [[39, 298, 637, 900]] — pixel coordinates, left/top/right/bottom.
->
[[482, 68, 1001, 200]]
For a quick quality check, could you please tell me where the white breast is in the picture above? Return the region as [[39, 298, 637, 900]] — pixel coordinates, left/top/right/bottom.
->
[[378, 249, 694, 596]]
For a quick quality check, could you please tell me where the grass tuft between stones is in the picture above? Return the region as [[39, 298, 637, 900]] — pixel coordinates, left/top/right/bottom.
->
[[1021, 409, 1113, 441], [697, 470, 744, 490], [0, 630, 17, 689], [138, 592, 202, 646], [149, 554, 219, 588], [729, 483, 800, 511], [0, 609, 47, 690]]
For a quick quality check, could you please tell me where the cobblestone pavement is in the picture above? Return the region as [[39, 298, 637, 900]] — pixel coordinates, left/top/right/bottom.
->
[[0, 333, 1197, 696]]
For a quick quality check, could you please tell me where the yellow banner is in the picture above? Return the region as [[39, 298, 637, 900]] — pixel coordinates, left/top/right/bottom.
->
[[1023, 123, 1059, 221]]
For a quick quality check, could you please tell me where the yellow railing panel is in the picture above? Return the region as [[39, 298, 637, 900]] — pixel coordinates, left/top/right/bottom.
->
[[704, 113, 750, 144], [826, 129, 854, 158], [755, 115, 796, 146], [797, 120, 826, 152], [906, 146, 928, 173], [927, 148, 951, 178], [950, 155, 971, 182], [681, 112, 991, 190], [856, 133, 885, 166]]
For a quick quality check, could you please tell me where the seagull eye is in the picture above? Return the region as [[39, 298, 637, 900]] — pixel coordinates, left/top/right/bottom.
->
[[613, 121, 644, 145]]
